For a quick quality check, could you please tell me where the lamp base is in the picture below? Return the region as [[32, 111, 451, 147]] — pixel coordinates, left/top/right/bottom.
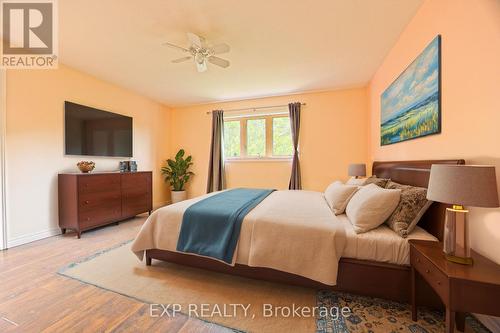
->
[[445, 254, 473, 265], [443, 205, 473, 265]]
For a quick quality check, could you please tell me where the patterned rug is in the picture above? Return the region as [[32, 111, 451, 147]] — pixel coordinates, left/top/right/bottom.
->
[[316, 290, 491, 333]]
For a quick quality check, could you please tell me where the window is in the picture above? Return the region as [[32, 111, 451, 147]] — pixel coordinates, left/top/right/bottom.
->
[[272, 117, 294, 156], [223, 121, 240, 157], [223, 114, 294, 159], [246, 119, 266, 157]]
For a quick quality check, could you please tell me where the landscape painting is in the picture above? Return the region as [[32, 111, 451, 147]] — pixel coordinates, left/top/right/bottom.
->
[[381, 35, 441, 145]]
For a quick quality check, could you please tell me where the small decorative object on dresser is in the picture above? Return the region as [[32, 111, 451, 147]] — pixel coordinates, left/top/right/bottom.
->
[[129, 161, 137, 172], [427, 164, 499, 264], [410, 240, 500, 333], [119, 160, 138, 172], [58, 171, 152, 238], [119, 161, 127, 172], [76, 161, 95, 173], [161, 149, 194, 204]]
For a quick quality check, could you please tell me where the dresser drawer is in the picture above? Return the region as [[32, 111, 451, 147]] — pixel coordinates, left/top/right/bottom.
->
[[122, 192, 152, 217], [411, 250, 449, 302], [78, 190, 121, 212], [78, 174, 121, 194], [79, 204, 121, 228], [121, 172, 151, 190], [122, 186, 151, 197]]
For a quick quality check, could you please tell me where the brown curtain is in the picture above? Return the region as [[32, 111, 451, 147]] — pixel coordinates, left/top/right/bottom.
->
[[288, 102, 302, 190], [206, 110, 225, 193]]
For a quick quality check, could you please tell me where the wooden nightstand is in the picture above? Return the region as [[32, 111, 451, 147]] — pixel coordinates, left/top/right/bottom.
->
[[410, 240, 500, 333]]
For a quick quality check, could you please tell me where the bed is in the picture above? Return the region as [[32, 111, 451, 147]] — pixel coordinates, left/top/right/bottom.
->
[[132, 159, 465, 305]]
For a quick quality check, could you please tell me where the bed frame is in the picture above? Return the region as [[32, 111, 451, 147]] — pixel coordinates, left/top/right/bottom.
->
[[146, 159, 465, 306]]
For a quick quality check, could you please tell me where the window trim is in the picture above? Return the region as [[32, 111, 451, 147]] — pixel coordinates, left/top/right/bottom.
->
[[225, 156, 292, 163], [223, 114, 293, 161]]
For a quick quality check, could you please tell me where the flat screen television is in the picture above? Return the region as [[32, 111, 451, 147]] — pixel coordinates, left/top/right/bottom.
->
[[64, 101, 133, 157]]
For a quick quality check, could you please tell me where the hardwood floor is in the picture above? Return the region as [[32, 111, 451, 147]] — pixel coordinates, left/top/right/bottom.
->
[[0, 216, 231, 333]]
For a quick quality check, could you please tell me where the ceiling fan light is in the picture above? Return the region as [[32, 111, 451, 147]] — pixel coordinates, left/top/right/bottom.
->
[[195, 54, 205, 64]]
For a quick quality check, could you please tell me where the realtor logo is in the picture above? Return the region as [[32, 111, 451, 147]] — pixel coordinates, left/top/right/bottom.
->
[[1, 0, 58, 68]]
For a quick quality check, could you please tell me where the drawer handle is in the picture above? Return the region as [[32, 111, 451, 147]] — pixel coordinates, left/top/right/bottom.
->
[[425, 269, 430, 273], [86, 217, 90, 221], [416, 258, 420, 263], [84, 200, 90, 204], [436, 281, 441, 285]]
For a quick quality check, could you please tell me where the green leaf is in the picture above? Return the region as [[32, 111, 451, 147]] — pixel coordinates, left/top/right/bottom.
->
[[176, 149, 185, 160], [167, 160, 176, 169]]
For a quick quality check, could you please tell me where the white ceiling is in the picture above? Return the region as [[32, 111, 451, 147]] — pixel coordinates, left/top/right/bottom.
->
[[59, 0, 423, 106]]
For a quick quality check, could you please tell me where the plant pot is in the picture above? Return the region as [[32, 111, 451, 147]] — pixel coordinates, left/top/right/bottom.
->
[[171, 190, 187, 204]]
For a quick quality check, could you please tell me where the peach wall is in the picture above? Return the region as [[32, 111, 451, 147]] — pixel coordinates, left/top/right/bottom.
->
[[170, 88, 369, 198], [368, 0, 500, 264], [5, 64, 171, 246]]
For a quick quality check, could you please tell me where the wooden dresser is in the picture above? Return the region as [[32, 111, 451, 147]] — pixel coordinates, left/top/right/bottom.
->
[[58, 171, 152, 238]]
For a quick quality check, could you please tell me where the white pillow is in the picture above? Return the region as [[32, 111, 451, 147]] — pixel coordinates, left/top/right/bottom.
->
[[324, 181, 359, 215], [346, 183, 401, 233], [345, 177, 368, 186]]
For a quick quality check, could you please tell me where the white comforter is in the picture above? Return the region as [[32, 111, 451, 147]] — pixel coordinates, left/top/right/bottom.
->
[[132, 190, 346, 285]]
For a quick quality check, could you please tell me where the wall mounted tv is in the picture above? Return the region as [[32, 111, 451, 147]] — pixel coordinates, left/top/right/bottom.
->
[[64, 101, 133, 157]]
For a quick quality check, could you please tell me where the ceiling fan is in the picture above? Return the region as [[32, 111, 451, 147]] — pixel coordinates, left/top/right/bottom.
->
[[162, 33, 230, 72]]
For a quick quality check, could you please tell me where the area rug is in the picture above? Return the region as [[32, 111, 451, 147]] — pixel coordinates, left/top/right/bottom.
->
[[59, 241, 490, 333]]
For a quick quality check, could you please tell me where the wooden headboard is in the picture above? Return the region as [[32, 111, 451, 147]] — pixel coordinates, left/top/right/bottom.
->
[[372, 159, 465, 241]]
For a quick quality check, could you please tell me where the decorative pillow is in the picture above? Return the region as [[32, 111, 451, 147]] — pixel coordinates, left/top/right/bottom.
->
[[346, 177, 368, 186], [385, 181, 433, 238], [324, 181, 359, 215], [346, 183, 401, 233], [364, 176, 390, 188]]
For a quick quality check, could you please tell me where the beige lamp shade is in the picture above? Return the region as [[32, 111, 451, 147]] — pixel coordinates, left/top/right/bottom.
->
[[427, 165, 499, 207], [348, 163, 366, 177]]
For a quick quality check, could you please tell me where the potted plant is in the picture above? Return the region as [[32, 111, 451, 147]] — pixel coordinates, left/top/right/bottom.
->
[[161, 149, 194, 203]]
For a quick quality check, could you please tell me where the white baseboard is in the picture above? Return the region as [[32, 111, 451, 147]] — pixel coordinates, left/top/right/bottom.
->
[[475, 314, 500, 332], [5, 203, 171, 249], [7, 227, 61, 248]]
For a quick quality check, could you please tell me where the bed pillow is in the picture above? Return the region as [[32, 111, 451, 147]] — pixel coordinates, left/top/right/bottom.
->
[[346, 183, 401, 233], [324, 181, 359, 215], [364, 176, 390, 188], [346, 176, 389, 188], [345, 177, 368, 186], [385, 181, 433, 238]]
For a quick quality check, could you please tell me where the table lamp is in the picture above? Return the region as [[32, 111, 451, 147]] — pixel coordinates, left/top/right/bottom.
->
[[427, 165, 499, 265], [348, 164, 366, 179]]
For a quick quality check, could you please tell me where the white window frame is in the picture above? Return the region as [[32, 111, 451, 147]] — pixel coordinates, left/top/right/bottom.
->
[[224, 112, 293, 162]]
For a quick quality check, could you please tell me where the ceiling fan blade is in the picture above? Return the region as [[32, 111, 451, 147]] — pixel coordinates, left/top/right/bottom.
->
[[162, 42, 189, 52], [187, 32, 203, 48], [208, 56, 230, 68], [171, 56, 192, 63], [196, 59, 207, 72], [210, 43, 230, 54]]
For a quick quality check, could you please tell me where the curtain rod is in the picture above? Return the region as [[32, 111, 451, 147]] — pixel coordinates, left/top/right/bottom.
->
[[205, 103, 306, 115]]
